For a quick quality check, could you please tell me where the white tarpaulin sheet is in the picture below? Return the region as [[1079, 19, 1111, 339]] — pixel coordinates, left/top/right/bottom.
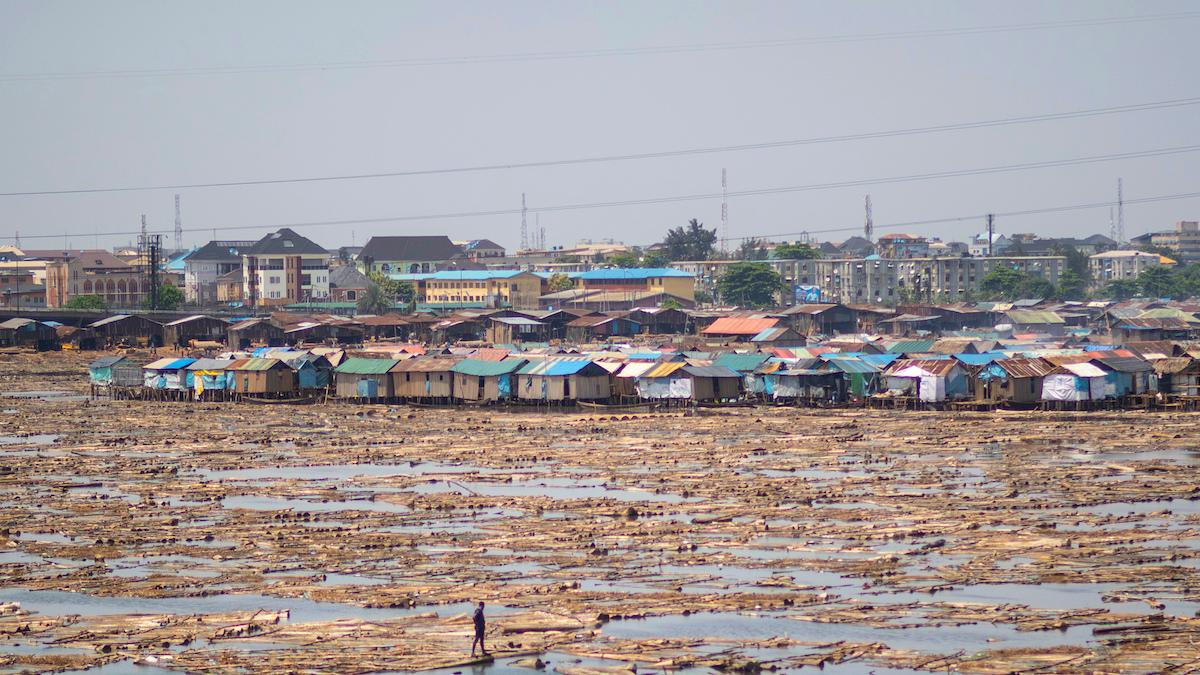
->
[[636, 377, 693, 399], [1042, 373, 1086, 401], [917, 376, 944, 402]]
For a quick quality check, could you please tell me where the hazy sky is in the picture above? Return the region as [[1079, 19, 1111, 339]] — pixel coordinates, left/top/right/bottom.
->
[[1, 1, 1198, 253]]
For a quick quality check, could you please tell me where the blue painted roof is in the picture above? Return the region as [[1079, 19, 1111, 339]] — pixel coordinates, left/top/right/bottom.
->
[[859, 353, 900, 368], [578, 268, 692, 280], [954, 353, 1004, 366], [428, 270, 527, 280]]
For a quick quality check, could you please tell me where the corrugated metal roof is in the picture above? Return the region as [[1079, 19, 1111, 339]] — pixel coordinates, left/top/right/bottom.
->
[[1153, 357, 1197, 375], [1005, 309, 1066, 324], [143, 357, 196, 370], [616, 361, 656, 378], [823, 358, 879, 374], [642, 361, 687, 378], [1093, 354, 1153, 373], [702, 316, 779, 335], [713, 352, 769, 372], [683, 365, 741, 378], [335, 357, 399, 374], [228, 357, 289, 372], [1061, 362, 1108, 378], [858, 353, 900, 368], [490, 317, 545, 326], [998, 357, 1056, 378], [186, 358, 235, 370], [88, 356, 127, 369], [887, 359, 962, 377], [471, 348, 510, 362], [953, 353, 1002, 366], [451, 359, 525, 376], [886, 339, 935, 354], [389, 357, 459, 372], [517, 358, 598, 376], [164, 314, 226, 327]]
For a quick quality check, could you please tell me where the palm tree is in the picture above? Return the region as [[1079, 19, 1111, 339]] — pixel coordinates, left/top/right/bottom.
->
[[356, 284, 391, 315]]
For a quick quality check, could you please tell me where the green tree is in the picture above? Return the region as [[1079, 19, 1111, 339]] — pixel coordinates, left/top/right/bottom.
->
[[978, 266, 1025, 300], [661, 219, 717, 262], [694, 289, 713, 305], [1016, 275, 1056, 300], [142, 284, 184, 310], [356, 284, 392, 314], [607, 252, 641, 268], [366, 272, 415, 309], [66, 294, 106, 310], [1103, 279, 1140, 300], [546, 273, 574, 292], [716, 262, 782, 308], [1138, 266, 1180, 298], [641, 251, 668, 268], [660, 296, 682, 309], [1056, 269, 1087, 301], [1049, 243, 1093, 288], [772, 242, 822, 260], [736, 238, 768, 261]]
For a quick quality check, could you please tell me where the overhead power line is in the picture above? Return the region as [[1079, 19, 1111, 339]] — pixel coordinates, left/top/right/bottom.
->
[[3, 11, 1198, 82], [3, 95, 1199, 198], [9, 146, 1200, 242]]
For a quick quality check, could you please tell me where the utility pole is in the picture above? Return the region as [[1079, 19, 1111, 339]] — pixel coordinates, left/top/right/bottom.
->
[[174, 194, 183, 252], [864, 195, 873, 242], [720, 168, 728, 256], [986, 214, 995, 257]]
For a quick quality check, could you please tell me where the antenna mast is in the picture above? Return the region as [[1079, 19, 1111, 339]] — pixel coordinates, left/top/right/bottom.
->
[[720, 168, 728, 255], [864, 195, 874, 242], [520, 193, 528, 251], [174, 194, 183, 252], [138, 214, 162, 310], [1116, 178, 1125, 244]]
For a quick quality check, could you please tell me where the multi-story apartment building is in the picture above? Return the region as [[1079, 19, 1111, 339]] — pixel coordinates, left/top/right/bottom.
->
[[0, 269, 45, 309], [183, 240, 255, 304], [1089, 250, 1163, 284], [242, 229, 330, 307], [1149, 221, 1200, 263], [672, 255, 1065, 305]]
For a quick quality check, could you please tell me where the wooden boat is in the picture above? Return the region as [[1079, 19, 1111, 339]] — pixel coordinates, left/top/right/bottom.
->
[[243, 394, 321, 405], [578, 401, 663, 412]]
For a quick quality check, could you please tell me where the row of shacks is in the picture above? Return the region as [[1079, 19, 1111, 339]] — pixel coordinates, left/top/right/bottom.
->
[[88, 348, 338, 401], [86, 337, 1200, 409]]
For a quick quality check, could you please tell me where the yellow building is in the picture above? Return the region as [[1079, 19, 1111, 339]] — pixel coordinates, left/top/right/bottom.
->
[[576, 268, 695, 301], [417, 270, 542, 310]]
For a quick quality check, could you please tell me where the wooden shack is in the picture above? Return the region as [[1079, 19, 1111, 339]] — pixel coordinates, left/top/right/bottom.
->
[[87, 355, 142, 398], [88, 314, 163, 348], [142, 357, 198, 400], [227, 318, 285, 348], [0, 318, 59, 350], [390, 357, 457, 402], [164, 315, 229, 347], [451, 358, 525, 402], [564, 315, 641, 343], [334, 357, 398, 400], [516, 358, 611, 403], [636, 362, 742, 403], [226, 358, 297, 397], [186, 358, 236, 401], [1154, 357, 1200, 396], [969, 357, 1054, 405], [487, 317, 550, 345]]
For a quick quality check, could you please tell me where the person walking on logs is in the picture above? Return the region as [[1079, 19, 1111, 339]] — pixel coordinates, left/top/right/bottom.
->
[[471, 601, 489, 657]]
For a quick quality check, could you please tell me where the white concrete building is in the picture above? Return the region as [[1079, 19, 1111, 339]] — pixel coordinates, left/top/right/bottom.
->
[[1089, 250, 1163, 284], [183, 240, 255, 304]]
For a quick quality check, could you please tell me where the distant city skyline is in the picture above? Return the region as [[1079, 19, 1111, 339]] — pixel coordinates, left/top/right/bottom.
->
[[2, 1, 1198, 251]]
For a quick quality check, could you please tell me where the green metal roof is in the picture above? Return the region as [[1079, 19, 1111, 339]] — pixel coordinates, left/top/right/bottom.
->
[[1005, 309, 1065, 324], [451, 359, 525, 376], [335, 357, 399, 374], [886, 339, 935, 354], [713, 352, 770, 372]]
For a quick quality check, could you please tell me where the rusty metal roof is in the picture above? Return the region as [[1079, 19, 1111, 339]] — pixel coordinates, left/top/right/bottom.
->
[[886, 358, 962, 377], [997, 357, 1056, 378], [701, 316, 780, 335]]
